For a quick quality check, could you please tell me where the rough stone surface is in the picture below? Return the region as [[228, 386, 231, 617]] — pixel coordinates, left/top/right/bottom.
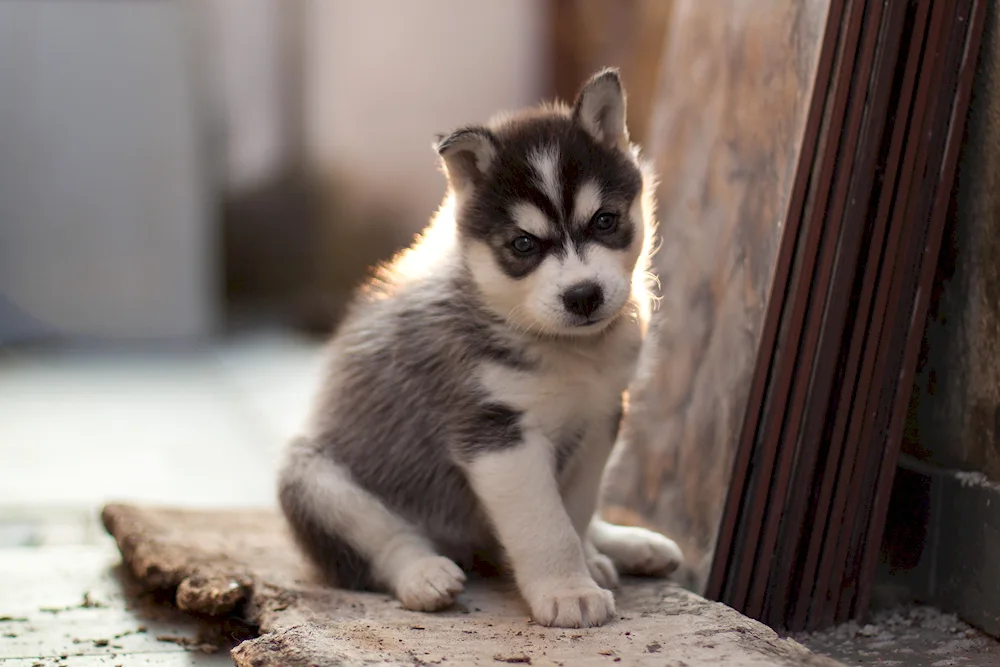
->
[[102, 503, 842, 666]]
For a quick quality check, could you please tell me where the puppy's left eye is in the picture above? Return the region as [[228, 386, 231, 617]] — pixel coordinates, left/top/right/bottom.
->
[[592, 211, 619, 233], [511, 235, 537, 254]]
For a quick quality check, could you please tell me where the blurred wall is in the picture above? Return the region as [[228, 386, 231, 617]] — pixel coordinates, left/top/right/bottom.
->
[[199, 0, 318, 325], [202, 0, 293, 193], [202, 0, 551, 329], [0, 1, 551, 340], [305, 0, 548, 227], [303, 0, 550, 322], [549, 0, 672, 146], [0, 0, 215, 344]]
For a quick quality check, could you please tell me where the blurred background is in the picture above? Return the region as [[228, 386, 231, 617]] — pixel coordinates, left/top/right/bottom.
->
[[0, 0, 670, 542]]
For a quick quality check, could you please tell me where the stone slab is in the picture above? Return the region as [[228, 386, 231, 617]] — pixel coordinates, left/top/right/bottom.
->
[[101, 503, 842, 666]]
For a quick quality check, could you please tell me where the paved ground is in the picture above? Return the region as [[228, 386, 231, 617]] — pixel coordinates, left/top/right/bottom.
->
[[795, 606, 1000, 667], [0, 330, 994, 665], [0, 329, 322, 514], [0, 330, 321, 665], [0, 331, 841, 666], [0, 542, 237, 666]]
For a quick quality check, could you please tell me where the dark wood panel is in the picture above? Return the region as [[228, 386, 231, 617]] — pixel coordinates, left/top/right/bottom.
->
[[790, 0, 934, 630], [854, 0, 988, 620], [824, 0, 964, 626], [735, 0, 869, 617], [764, 0, 908, 629]]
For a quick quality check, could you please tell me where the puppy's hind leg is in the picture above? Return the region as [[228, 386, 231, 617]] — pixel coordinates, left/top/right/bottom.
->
[[588, 519, 683, 578], [278, 437, 465, 611]]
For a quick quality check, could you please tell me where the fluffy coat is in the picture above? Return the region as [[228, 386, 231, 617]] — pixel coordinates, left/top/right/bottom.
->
[[279, 68, 683, 628]]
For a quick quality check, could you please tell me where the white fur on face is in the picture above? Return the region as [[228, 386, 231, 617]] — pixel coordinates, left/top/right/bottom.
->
[[529, 146, 562, 214], [531, 245, 631, 330], [467, 205, 643, 336], [572, 180, 602, 226], [510, 201, 552, 238]]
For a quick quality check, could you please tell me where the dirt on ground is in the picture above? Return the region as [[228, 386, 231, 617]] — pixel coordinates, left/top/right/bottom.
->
[[794, 606, 1000, 667]]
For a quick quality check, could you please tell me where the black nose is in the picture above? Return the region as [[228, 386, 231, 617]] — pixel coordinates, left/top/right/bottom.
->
[[562, 281, 604, 318]]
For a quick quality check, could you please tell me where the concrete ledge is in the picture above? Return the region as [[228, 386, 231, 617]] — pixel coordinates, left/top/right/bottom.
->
[[102, 504, 843, 666]]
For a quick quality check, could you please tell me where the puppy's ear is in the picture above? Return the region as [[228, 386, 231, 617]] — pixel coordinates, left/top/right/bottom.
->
[[573, 68, 629, 149], [435, 126, 497, 195]]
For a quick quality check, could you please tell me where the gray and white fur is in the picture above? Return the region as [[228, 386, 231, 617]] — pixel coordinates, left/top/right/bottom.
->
[[278, 68, 683, 628]]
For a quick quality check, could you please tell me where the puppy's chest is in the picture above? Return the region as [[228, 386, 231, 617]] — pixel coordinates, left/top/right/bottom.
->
[[478, 333, 638, 440]]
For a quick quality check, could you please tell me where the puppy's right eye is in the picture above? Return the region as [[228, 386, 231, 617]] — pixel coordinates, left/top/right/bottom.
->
[[511, 235, 537, 255]]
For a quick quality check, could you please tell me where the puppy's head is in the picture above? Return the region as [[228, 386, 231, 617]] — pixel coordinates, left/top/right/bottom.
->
[[436, 68, 654, 337]]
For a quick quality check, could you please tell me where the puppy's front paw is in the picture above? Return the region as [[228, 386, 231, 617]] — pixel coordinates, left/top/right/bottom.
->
[[527, 579, 615, 628], [394, 555, 466, 612], [600, 526, 683, 577], [586, 548, 619, 589]]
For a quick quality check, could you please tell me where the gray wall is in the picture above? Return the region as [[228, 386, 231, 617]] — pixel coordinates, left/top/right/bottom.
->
[[0, 0, 216, 344]]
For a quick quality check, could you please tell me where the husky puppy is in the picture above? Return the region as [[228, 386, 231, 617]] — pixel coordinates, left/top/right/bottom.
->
[[279, 68, 683, 628]]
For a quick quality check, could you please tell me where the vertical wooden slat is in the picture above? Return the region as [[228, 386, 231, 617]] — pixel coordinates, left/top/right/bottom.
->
[[765, 0, 908, 630], [613, 0, 986, 631], [790, 0, 933, 631], [816, 0, 957, 627], [705, 0, 842, 601], [852, 0, 987, 621], [726, 0, 866, 613]]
